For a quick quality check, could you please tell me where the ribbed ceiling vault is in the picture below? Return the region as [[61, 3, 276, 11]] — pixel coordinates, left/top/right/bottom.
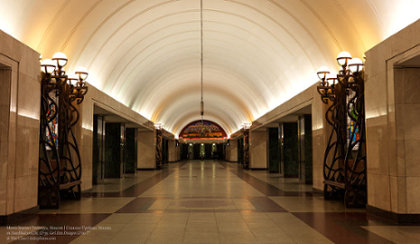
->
[[1, 0, 419, 136]]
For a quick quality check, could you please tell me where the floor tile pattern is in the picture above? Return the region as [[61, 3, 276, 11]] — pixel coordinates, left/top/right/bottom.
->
[[2, 161, 420, 244]]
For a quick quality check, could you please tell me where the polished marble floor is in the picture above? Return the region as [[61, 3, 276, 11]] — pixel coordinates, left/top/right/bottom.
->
[[2, 161, 420, 243]]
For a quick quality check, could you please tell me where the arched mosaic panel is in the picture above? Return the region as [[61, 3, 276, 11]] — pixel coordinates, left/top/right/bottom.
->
[[179, 120, 227, 139]]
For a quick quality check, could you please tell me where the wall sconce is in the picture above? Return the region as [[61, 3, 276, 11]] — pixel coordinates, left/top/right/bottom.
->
[[242, 122, 252, 130], [38, 52, 88, 209], [316, 51, 367, 208], [154, 122, 163, 130]]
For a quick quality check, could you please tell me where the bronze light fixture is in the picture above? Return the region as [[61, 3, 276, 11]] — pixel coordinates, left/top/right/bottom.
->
[[241, 122, 251, 169], [316, 51, 367, 208], [154, 122, 163, 169], [38, 52, 88, 209]]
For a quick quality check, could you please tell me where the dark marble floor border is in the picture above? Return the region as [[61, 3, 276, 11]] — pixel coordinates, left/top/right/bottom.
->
[[115, 196, 286, 213], [82, 168, 171, 198], [114, 209, 288, 213], [292, 212, 394, 244], [83, 162, 187, 198], [0, 207, 39, 226], [223, 162, 319, 197], [367, 205, 420, 224]]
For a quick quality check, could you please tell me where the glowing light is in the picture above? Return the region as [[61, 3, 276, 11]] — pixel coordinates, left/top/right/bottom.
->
[[317, 66, 331, 80], [348, 58, 364, 73], [154, 122, 163, 130], [18, 109, 40, 120], [366, 108, 387, 119], [381, 0, 420, 38], [82, 123, 93, 131], [75, 66, 88, 80], [52, 52, 68, 67], [337, 51, 352, 66]]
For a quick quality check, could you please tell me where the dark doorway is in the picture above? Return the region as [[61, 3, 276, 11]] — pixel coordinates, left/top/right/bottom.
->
[[215, 143, 224, 160], [162, 138, 169, 165], [298, 114, 313, 184], [183, 143, 226, 160], [92, 115, 105, 184], [188, 143, 194, 159], [124, 128, 137, 173], [193, 143, 200, 159], [204, 144, 212, 159], [237, 137, 244, 164], [180, 143, 188, 160], [268, 127, 281, 173], [280, 122, 298, 177], [105, 123, 125, 178]]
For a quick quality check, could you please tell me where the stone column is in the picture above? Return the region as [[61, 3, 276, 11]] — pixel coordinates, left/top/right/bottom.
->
[[137, 130, 155, 169], [226, 139, 238, 162], [168, 139, 179, 162], [249, 129, 267, 169]]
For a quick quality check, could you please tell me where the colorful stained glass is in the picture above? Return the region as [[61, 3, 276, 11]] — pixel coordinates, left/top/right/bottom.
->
[[180, 120, 227, 139]]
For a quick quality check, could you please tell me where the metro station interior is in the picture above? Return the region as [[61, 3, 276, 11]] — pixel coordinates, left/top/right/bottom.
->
[[0, 0, 420, 243]]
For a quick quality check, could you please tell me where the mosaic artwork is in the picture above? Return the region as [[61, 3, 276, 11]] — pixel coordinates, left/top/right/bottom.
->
[[179, 120, 227, 139], [46, 99, 58, 150]]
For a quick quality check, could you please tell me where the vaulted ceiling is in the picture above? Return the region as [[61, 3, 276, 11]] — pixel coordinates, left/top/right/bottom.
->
[[1, 0, 418, 136]]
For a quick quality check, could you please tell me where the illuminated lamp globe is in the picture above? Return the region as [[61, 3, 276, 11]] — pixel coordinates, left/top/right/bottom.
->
[[40, 59, 56, 74], [336, 51, 352, 66], [154, 122, 163, 130], [348, 58, 364, 73], [242, 122, 252, 130], [52, 52, 68, 67], [317, 66, 330, 80], [75, 66, 88, 80], [67, 73, 79, 86], [326, 73, 337, 86]]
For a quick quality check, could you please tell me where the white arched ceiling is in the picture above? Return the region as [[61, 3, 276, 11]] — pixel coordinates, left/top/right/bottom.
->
[[1, 0, 419, 135]]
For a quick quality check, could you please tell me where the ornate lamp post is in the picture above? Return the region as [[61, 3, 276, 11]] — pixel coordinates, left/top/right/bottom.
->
[[317, 52, 367, 208], [242, 122, 251, 169], [154, 122, 163, 169], [38, 52, 88, 208]]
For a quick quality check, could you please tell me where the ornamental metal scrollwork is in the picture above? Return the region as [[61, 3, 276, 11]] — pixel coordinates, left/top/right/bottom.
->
[[155, 123, 163, 169], [316, 52, 367, 208], [38, 53, 88, 209], [243, 129, 250, 169], [242, 123, 251, 169]]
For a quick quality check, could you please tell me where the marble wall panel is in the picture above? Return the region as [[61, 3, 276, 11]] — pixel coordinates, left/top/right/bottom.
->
[[367, 172, 392, 212], [406, 176, 420, 213], [168, 140, 180, 162], [250, 129, 267, 169], [0, 30, 40, 216], [365, 19, 420, 214], [0, 67, 11, 216], [138, 130, 155, 169], [226, 139, 238, 162]]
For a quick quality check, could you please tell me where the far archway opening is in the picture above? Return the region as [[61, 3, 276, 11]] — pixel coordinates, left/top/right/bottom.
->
[[179, 120, 228, 160]]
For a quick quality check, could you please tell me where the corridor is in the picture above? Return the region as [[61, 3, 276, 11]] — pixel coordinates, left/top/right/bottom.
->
[[3, 161, 419, 244]]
